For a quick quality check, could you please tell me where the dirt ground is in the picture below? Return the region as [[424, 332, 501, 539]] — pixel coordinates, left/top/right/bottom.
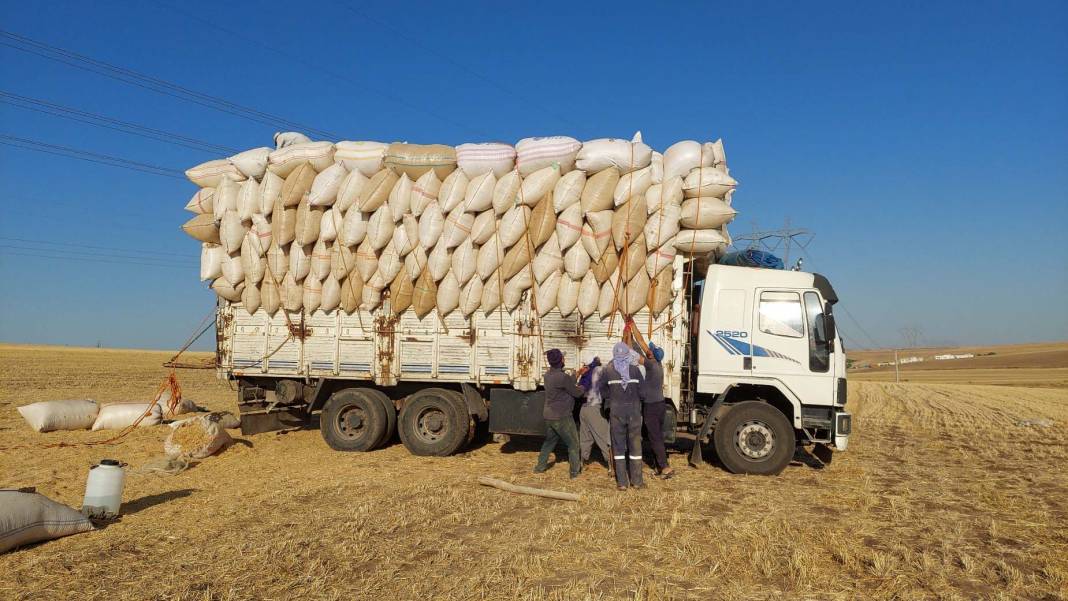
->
[[1, 343, 1067, 600]]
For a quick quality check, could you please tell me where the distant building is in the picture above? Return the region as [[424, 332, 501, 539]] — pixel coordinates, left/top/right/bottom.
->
[[933, 353, 974, 361]]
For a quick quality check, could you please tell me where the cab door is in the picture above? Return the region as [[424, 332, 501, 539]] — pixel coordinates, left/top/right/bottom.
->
[[748, 289, 830, 406]]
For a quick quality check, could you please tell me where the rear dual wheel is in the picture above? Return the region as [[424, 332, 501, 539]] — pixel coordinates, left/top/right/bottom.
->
[[320, 388, 397, 452], [398, 388, 472, 456]]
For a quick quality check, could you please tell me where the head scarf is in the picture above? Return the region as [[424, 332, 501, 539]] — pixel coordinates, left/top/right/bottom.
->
[[648, 342, 664, 362], [612, 342, 632, 386], [546, 348, 564, 369]]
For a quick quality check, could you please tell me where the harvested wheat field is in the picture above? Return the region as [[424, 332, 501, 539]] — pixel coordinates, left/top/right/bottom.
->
[[1, 343, 1067, 600], [849, 342, 1068, 389]]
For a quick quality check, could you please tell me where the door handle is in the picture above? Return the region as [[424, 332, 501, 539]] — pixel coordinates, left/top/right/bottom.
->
[[743, 356, 752, 370]]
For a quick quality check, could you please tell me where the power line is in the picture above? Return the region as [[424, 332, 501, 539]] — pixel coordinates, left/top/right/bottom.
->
[[0, 236, 197, 259], [0, 249, 190, 270], [0, 30, 341, 139], [341, 2, 587, 135], [0, 90, 240, 155], [0, 134, 185, 179], [0, 244, 191, 267], [795, 242, 887, 350], [149, 1, 491, 139]]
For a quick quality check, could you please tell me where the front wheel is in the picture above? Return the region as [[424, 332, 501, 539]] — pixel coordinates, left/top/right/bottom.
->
[[713, 400, 795, 475]]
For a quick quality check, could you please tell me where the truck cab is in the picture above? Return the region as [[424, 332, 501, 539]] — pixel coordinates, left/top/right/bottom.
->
[[682, 265, 851, 474]]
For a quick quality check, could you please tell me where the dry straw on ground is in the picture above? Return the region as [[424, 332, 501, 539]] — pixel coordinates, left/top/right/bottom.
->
[[1, 343, 1066, 600]]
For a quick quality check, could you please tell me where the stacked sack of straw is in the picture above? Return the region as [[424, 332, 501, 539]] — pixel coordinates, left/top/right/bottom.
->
[[181, 132, 736, 321]]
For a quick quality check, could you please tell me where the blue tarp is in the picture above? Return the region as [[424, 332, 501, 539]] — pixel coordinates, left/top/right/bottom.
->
[[719, 249, 785, 270]]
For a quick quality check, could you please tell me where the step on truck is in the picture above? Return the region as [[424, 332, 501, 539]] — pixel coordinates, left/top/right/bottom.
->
[[217, 261, 851, 475]]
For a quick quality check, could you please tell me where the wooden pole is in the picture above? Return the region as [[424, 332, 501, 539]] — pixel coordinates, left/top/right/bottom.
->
[[477, 476, 582, 502]]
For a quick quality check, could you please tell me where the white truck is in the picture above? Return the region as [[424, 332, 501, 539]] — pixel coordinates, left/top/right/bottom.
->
[[217, 260, 851, 474]]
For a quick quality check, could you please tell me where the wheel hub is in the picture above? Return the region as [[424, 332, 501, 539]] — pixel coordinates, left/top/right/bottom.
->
[[736, 420, 775, 459], [337, 406, 366, 439], [417, 408, 448, 441]]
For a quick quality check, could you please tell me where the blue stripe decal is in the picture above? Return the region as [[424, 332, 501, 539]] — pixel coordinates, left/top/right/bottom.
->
[[710, 333, 740, 355]]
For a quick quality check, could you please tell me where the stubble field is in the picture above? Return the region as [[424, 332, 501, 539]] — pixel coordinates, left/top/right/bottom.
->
[[1, 343, 1066, 600]]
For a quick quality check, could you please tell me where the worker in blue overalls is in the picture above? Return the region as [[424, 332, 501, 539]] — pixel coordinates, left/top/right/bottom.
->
[[598, 342, 646, 490]]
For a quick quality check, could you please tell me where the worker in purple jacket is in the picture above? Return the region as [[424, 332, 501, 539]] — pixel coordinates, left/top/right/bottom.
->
[[534, 349, 588, 479]]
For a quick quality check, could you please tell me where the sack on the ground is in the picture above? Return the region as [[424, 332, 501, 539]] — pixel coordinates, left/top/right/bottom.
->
[[164, 414, 232, 459], [0, 490, 94, 554], [92, 402, 162, 431], [17, 400, 99, 432]]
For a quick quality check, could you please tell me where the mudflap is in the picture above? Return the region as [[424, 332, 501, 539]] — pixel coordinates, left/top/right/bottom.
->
[[813, 442, 834, 465]]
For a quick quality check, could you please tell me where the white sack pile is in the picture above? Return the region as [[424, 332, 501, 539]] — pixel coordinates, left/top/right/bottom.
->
[[182, 132, 736, 320]]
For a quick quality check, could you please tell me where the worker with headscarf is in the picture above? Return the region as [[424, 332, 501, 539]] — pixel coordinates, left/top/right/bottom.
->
[[534, 348, 587, 479], [577, 357, 612, 469], [598, 341, 646, 490], [641, 342, 674, 478]]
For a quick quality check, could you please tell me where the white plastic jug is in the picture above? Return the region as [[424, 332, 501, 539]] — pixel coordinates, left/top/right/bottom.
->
[[82, 459, 126, 518]]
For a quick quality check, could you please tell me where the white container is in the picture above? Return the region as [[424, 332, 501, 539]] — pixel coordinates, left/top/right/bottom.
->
[[82, 459, 126, 518]]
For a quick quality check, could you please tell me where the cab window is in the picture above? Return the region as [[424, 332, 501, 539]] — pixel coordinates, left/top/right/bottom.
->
[[804, 291, 830, 372], [758, 292, 804, 338]]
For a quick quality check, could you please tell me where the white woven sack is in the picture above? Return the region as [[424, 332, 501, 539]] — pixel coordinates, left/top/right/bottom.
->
[[366, 205, 394, 250], [336, 169, 367, 212], [518, 164, 560, 206], [662, 140, 716, 181], [390, 174, 413, 221], [377, 241, 404, 282], [185, 187, 214, 214], [476, 237, 501, 281], [492, 170, 521, 215], [597, 275, 621, 319], [404, 246, 427, 281], [273, 131, 311, 148], [186, 158, 245, 187], [650, 151, 663, 184], [498, 205, 530, 249], [219, 210, 246, 254], [241, 283, 261, 314], [409, 170, 440, 217], [222, 251, 244, 286], [577, 272, 599, 318], [294, 201, 323, 247], [228, 147, 271, 179], [552, 170, 585, 213], [164, 415, 232, 459], [212, 278, 244, 303], [0, 491, 94, 553], [361, 273, 383, 310], [451, 239, 478, 286], [674, 229, 728, 255], [427, 240, 452, 281], [613, 165, 653, 206], [503, 269, 532, 310], [392, 214, 419, 256], [331, 239, 356, 281], [334, 141, 388, 176], [200, 243, 224, 281], [575, 132, 652, 174], [418, 202, 445, 249], [437, 271, 461, 317], [459, 277, 483, 316], [470, 210, 496, 245], [535, 271, 561, 316], [308, 163, 347, 207], [281, 272, 302, 311], [464, 171, 496, 212], [441, 206, 474, 249], [256, 172, 280, 219], [645, 176, 684, 214], [555, 203, 583, 250], [310, 239, 331, 281], [580, 210, 613, 261], [679, 197, 736, 229], [318, 208, 340, 243], [682, 167, 737, 199], [268, 141, 335, 177], [480, 270, 502, 313], [266, 241, 288, 280], [457, 142, 516, 178], [532, 233, 563, 283], [557, 274, 581, 317], [241, 239, 266, 284], [645, 205, 681, 250], [438, 169, 469, 213], [621, 270, 650, 316], [17, 399, 98, 432], [647, 244, 676, 278], [340, 208, 368, 246], [563, 242, 591, 280], [250, 214, 272, 256], [92, 402, 161, 431], [355, 239, 378, 282], [321, 275, 341, 311], [515, 136, 581, 176], [290, 243, 312, 281], [214, 177, 239, 221], [303, 274, 323, 312]]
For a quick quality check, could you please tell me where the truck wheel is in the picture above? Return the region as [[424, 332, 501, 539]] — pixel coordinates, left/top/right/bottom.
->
[[319, 389, 387, 452], [398, 388, 468, 456], [362, 389, 396, 448], [441, 389, 476, 447], [713, 400, 795, 475]]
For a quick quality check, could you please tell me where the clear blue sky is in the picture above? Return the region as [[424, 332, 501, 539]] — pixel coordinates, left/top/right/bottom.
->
[[1, 0, 1065, 350]]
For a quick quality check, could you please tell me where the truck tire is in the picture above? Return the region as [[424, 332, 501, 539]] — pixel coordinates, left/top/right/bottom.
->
[[398, 388, 469, 456], [319, 389, 387, 452], [713, 400, 795, 475], [362, 389, 397, 448], [440, 389, 476, 447]]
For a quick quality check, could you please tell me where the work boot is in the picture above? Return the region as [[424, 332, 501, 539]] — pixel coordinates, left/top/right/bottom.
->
[[533, 465, 548, 474]]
